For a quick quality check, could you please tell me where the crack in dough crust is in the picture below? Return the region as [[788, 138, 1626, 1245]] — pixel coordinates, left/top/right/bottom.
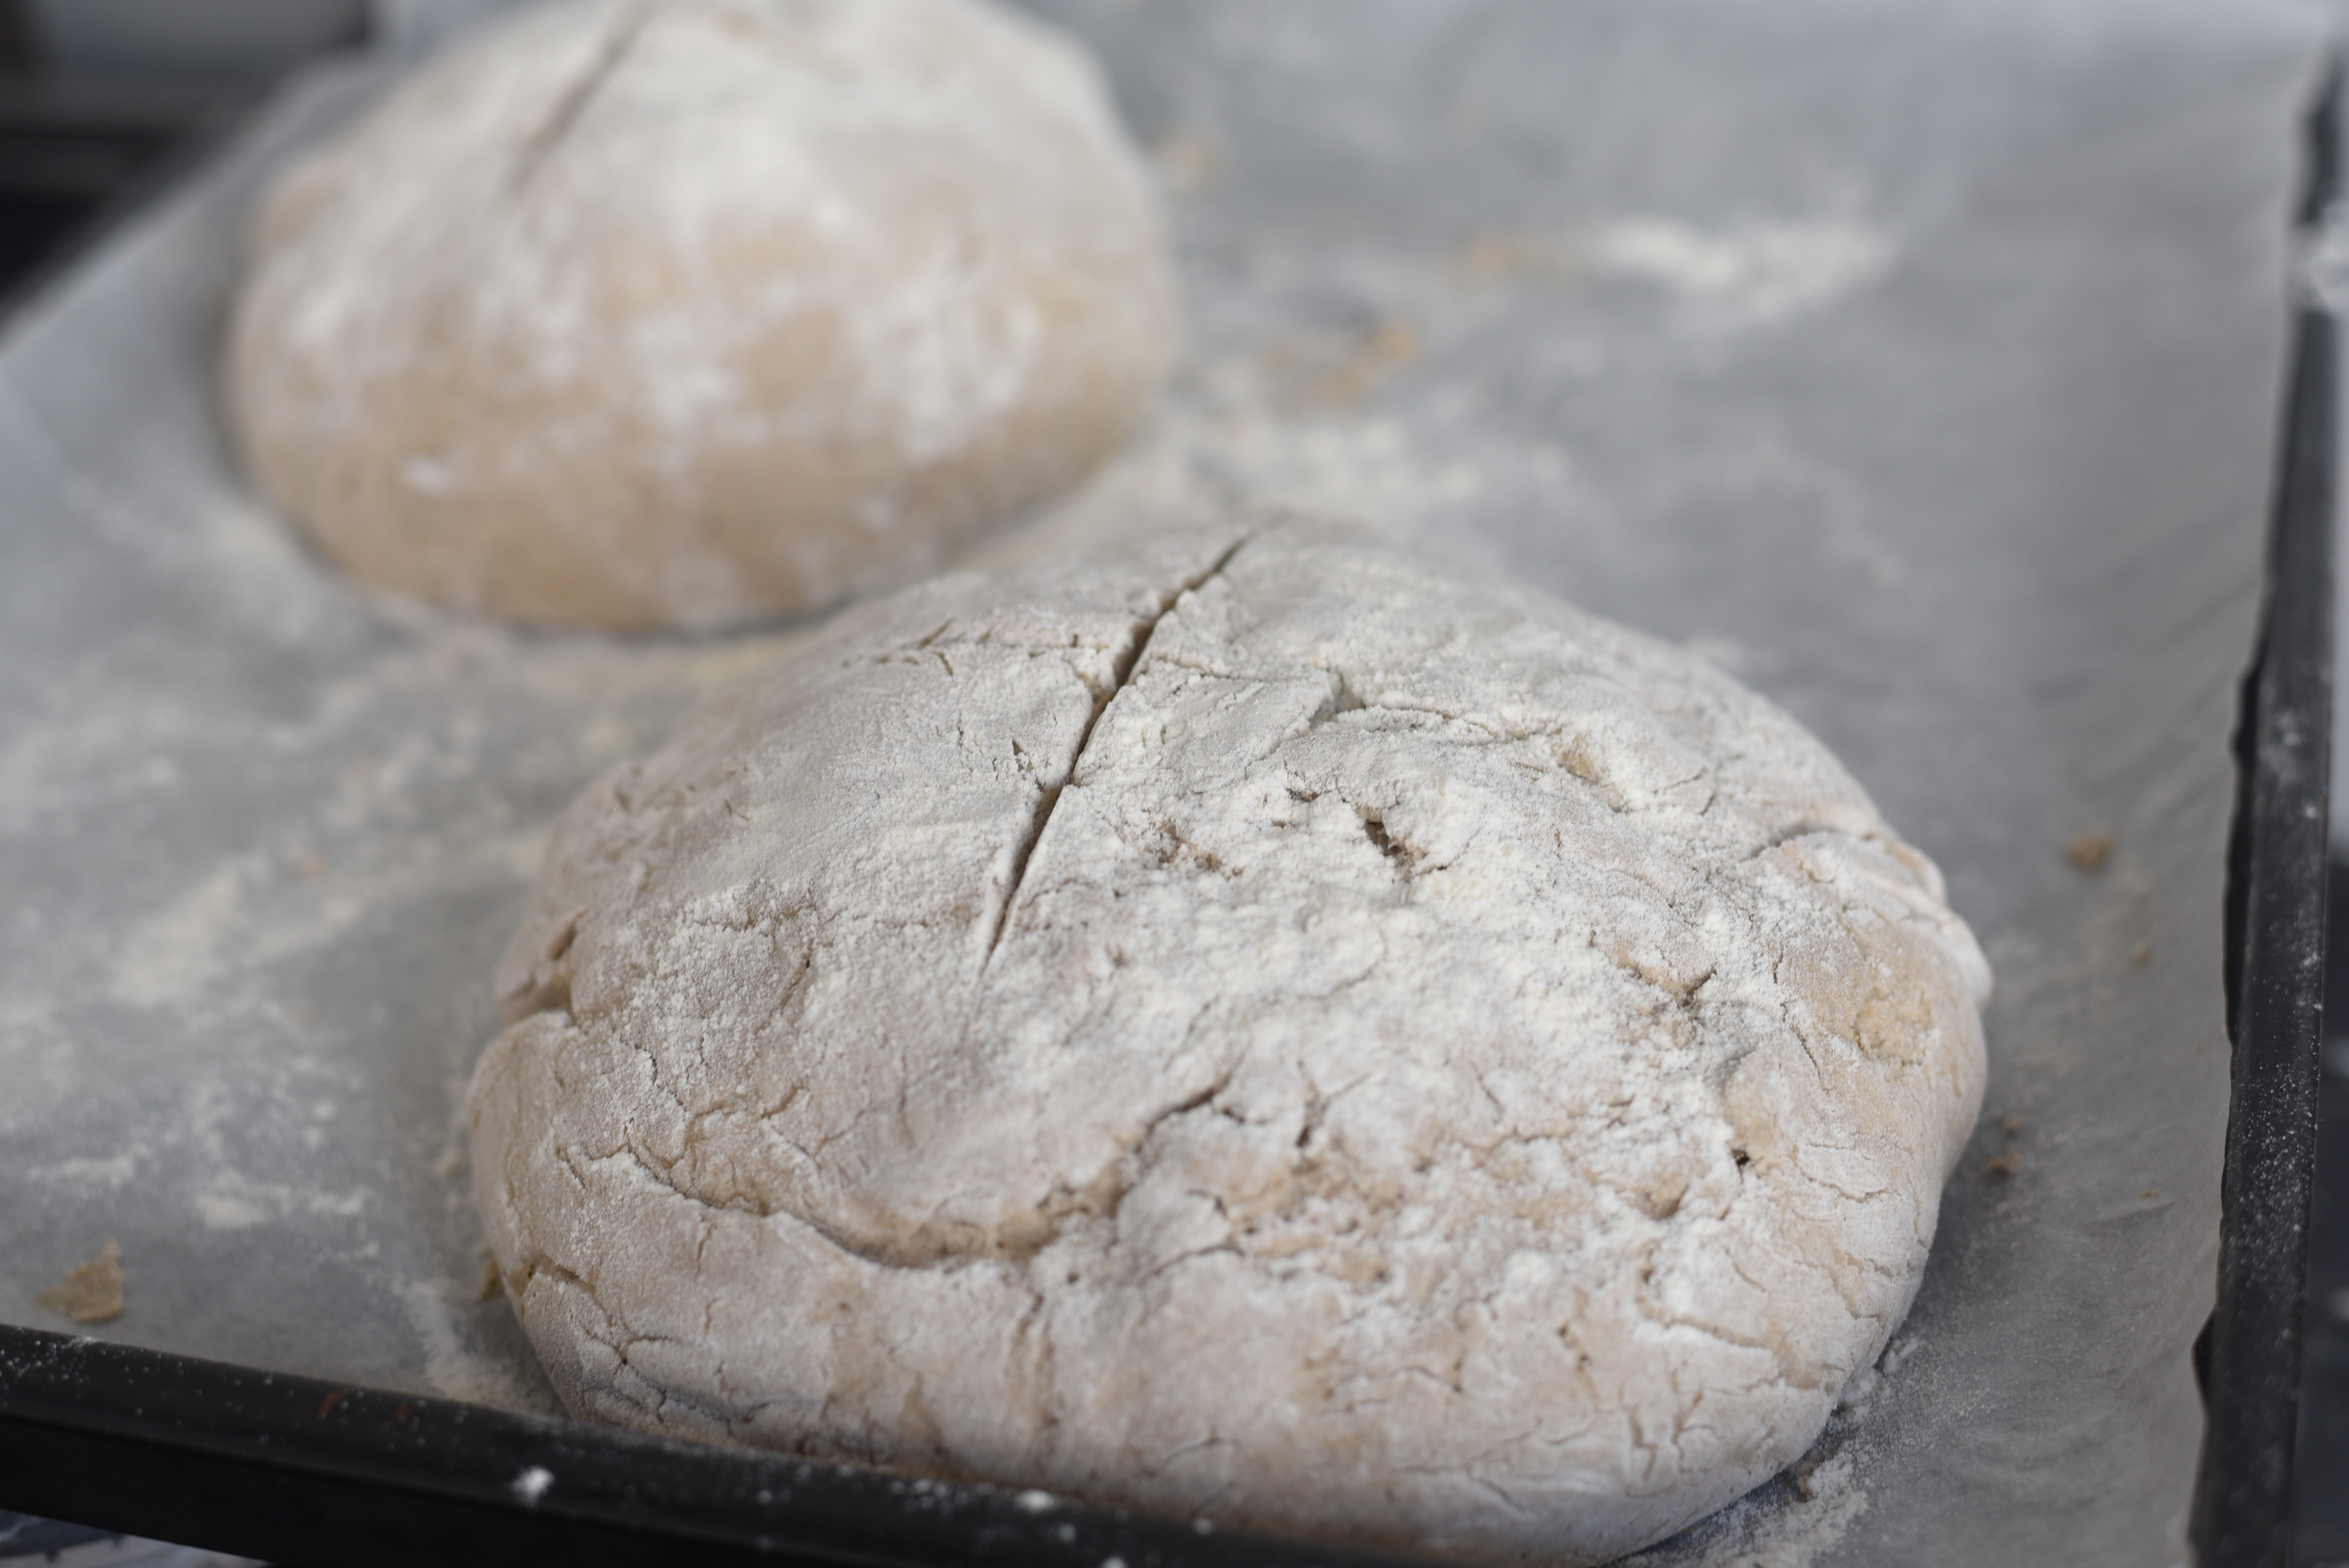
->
[[467, 519, 1989, 1563], [226, 0, 1179, 629]]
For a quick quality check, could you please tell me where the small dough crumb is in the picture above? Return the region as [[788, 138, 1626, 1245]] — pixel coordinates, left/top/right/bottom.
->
[[2064, 832, 2114, 873], [37, 1241, 125, 1324]]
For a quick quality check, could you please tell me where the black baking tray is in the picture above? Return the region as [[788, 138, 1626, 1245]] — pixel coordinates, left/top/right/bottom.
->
[[0, 43, 2339, 1568], [2191, 57, 2340, 1568], [0, 1326, 1442, 1568]]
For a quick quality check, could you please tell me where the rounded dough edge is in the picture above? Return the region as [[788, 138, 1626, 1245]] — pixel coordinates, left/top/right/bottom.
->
[[225, 0, 1180, 629], [467, 517, 1990, 1563]]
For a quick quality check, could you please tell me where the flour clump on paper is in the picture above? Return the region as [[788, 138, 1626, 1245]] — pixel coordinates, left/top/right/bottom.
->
[[467, 519, 1990, 1563], [225, 0, 1179, 629]]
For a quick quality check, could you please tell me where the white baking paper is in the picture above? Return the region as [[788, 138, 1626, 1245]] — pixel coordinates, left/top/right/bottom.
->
[[0, 2, 2330, 1560]]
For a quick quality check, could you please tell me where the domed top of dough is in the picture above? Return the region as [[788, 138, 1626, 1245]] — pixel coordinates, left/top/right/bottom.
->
[[226, 0, 1180, 629], [467, 519, 1990, 1563]]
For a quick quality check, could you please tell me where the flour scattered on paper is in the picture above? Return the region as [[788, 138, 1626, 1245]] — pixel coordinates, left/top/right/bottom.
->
[[87, 634, 752, 1023], [110, 858, 251, 1010], [1619, 1445, 1867, 1568], [1588, 216, 1895, 335], [194, 1174, 369, 1233], [962, 353, 1500, 572], [394, 1274, 562, 1411], [970, 210, 1889, 583], [103, 823, 550, 1020], [27, 1148, 142, 1191], [1436, 212, 1894, 337]]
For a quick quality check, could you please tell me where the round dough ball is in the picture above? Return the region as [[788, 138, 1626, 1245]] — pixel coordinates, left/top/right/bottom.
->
[[467, 519, 1989, 1563], [226, 0, 1179, 630]]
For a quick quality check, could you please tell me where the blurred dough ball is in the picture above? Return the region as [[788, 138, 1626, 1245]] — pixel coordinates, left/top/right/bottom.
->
[[225, 0, 1181, 630]]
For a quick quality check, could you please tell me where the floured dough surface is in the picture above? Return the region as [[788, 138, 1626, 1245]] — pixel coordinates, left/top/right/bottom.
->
[[468, 519, 1989, 1563], [226, 0, 1178, 630]]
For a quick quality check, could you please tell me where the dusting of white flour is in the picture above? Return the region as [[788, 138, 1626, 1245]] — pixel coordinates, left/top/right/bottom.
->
[[225, 0, 1178, 629], [468, 519, 1988, 1564]]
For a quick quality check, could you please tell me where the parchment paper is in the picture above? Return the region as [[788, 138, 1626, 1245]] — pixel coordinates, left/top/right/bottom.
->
[[0, 2, 2331, 1561]]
